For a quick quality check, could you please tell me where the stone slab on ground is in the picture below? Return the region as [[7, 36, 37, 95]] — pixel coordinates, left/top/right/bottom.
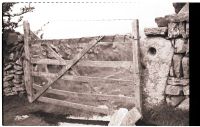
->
[[108, 108, 128, 126], [120, 107, 142, 126], [165, 85, 183, 95], [144, 27, 167, 36], [177, 98, 189, 111], [166, 96, 185, 107]]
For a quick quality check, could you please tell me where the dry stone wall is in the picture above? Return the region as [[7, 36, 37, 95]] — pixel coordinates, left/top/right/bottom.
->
[[3, 33, 25, 96], [143, 3, 189, 111]]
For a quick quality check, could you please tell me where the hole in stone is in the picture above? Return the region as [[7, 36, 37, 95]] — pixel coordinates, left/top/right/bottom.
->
[[148, 47, 157, 56]]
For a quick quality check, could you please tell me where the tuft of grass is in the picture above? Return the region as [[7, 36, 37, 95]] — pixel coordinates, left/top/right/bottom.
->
[[142, 104, 189, 126]]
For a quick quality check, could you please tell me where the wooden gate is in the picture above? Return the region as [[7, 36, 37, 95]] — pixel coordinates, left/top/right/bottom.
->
[[23, 19, 142, 115]]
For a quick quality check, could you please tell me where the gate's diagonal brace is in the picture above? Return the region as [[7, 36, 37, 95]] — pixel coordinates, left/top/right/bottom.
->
[[31, 36, 104, 102]]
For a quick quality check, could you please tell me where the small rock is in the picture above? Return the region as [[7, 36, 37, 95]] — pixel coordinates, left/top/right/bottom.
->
[[165, 85, 183, 95], [3, 87, 12, 92], [108, 108, 128, 126], [155, 17, 169, 27], [4, 64, 13, 71], [167, 77, 189, 86], [169, 66, 175, 77], [15, 58, 23, 66], [168, 22, 180, 38], [183, 85, 189, 95], [9, 53, 15, 61], [177, 98, 189, 111], [12, 87, 25, 92], [97, 105, 109, 109], [179, 22, 187, 38], [3, 75, 14, 81], [14, 75, 23, 80], [12, 79, 22, 84], [5, 91, 18, 96], [3, 81, 12, 88], [182, 56, 189, 78], [15, 70, 24, 75], [121, 107, 142, 126], [144, 27, 168, 36], [174, 38, 187, 53], [13, 83, 23, 87], [14, 115, 29, 121], [7, 70, 16, 74], [166, 96, 185, 107], [14, 64, 23, 71], [173, 54, 183, 78]]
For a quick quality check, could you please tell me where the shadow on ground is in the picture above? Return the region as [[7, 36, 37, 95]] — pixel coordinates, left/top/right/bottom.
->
[[3, 95, 155, 126]]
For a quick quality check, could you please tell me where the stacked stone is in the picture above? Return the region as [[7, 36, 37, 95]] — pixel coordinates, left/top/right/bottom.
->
[[3, 33, 26, 96], [144, 3, 189, 111]]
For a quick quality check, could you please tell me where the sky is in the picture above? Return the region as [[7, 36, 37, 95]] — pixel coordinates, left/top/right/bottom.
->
[[11, 1, 175, 39]]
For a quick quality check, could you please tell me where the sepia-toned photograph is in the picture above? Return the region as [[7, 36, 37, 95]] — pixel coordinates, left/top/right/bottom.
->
[[2, 1, 189, 126]]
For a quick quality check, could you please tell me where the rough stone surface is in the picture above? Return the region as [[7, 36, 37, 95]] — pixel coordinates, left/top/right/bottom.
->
[[155, 17, 169, 27], [174, 38, 187, 53], [168, 23, 180, 38], [165, 85, 183, 95], [6, 32, 18, 45], [165, 13, 189, 23], [121, 107, 142, 126], [177, 98, 189, 111], [169, 66, 175, 77], [183, 85, 189, 95], [166, 96, 185, 107], [179, 22, 187, 38], [173, 54, 183, 78], [178, 3, 189, 14], [4, 64, 13, 71], [186, 23, 189, 38], [144, 27, 167, 36], [141, 37, 174, 108], [186, 39, 189, 56], [182, 56, 189, 78], [167, 77, 189, 86], [108, 108, 128, 126]]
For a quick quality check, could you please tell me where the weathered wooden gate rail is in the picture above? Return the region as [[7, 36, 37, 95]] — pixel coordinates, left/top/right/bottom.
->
[[23, 19, 141, 115]]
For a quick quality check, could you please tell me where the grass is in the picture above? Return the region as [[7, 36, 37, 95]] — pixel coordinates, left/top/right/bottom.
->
[[142, 104, 189, 126]]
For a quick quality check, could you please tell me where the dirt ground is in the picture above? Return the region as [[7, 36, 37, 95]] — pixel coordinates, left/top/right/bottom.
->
[[3, 94, 155, 126]]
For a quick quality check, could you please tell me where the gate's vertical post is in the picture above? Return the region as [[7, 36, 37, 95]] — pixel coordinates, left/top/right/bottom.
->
[[132, 19, 142, 113], [23, 21, 33, 103]]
